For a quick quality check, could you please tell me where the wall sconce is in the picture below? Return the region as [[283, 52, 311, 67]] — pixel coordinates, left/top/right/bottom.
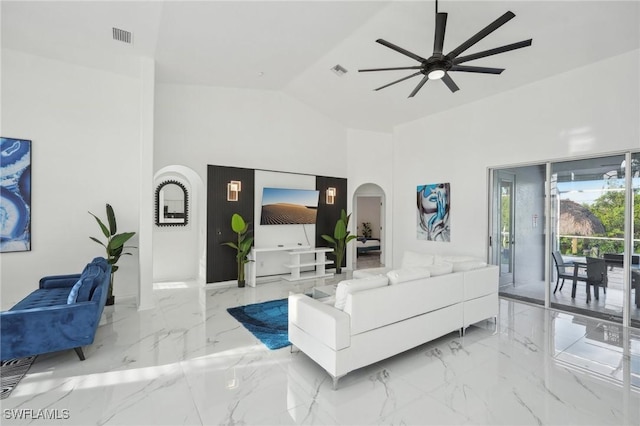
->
[[227, 180, 242, 201], [326, 187, 336, 205]]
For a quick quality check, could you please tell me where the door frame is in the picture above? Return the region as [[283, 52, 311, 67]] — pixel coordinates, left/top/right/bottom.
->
[[490, 170, 516, 286]]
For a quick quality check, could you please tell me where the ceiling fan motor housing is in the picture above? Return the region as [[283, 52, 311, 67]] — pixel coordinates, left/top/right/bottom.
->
[[422, 55, 452, 75]]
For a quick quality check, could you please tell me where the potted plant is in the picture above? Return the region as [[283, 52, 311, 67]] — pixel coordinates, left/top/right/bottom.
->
[[361, 222, 373, 238], [222, 213, 253, 287], [89, 204, 136, 305], [322, 209, 357, 274]]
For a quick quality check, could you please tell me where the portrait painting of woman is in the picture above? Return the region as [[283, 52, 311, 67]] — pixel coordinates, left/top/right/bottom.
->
[[416, 182, 450, 242]]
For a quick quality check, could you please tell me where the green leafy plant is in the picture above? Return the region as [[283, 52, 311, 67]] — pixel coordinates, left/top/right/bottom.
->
[[222, 213, 253, 287], [89, 204, 136, 304], [361, 221, 373, 238], [322, 209, 357, 274]]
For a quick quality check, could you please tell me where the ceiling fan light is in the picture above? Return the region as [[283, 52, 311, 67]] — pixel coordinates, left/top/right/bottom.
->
[[427, 69, 445, 80]]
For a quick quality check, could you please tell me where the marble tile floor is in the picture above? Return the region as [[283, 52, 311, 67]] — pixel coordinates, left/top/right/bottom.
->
[[2, 277, 639, 426]]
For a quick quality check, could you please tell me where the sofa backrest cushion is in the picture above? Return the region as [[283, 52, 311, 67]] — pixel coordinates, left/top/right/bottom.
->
[[345, 272, 464, 335], [401, 251, 434, 268], [386, 267, 431, 284], [463, 264, 499, 300], [334, 275, 388, 311], [67, 279, 84, 304]]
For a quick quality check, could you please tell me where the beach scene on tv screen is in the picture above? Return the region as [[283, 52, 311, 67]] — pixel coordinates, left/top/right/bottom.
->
[[260, 188, 319, 225]]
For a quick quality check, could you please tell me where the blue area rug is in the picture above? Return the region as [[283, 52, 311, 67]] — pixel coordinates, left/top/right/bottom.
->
[[227, 298, 290, 350]]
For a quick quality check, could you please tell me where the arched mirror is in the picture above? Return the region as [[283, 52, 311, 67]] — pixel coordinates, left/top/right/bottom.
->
[[155, 180, 188, 226]]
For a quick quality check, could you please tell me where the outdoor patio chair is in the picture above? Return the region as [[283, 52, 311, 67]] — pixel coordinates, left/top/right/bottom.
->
[[585, 257, 608, 303], [552, 251, 586, 295]]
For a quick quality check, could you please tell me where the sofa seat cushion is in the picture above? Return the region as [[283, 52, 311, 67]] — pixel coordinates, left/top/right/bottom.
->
[[334, 275, 389, 311], [386, 267, 431, 284], [10, 288, 72, 310], [401, 251, 434, 268]]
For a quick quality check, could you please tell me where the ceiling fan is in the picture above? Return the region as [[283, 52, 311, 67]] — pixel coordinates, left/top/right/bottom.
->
[[359, 0, 532, 97]]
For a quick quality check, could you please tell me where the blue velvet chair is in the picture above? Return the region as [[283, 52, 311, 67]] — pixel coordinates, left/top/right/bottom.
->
[[1, 257, 111, 361]]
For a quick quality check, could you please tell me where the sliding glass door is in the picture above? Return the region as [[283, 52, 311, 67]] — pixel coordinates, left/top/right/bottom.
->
[[490, 151, 639, 327], [490, 166, 546, 304], [550, 155, 626, 322]]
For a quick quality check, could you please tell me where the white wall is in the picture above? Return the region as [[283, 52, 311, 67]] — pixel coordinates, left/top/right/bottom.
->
[[152, 83, 349, 279], [392, 49, 640, 266], [347, 129, 393, 268], [154, 83, 348, 182], [1, 49, 142, 309]]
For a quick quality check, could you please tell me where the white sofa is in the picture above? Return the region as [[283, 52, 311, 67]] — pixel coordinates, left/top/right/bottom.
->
[[287, 252, 498, 387]]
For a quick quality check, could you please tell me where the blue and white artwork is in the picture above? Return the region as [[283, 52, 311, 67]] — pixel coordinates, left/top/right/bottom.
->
[[417, 182, 450, 242], [1, 137, 32, 252]]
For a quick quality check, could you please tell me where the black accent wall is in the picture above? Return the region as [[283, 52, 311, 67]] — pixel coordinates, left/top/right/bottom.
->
[[315, 176, 348, 269], [206, 165, 255, 283], [206, 166, 347, 283]]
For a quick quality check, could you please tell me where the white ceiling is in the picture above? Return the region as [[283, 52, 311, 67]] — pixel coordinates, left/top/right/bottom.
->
[[2, 1, 639, 132]]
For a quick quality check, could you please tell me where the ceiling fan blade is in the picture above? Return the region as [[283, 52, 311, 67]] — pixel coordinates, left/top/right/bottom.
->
[[449, 65, 505, 74], [433, 12, 448, 55], [447, 11, 516, 60], [374, 71, 423, 91], [408, 75, 430, 98], [441, 73, 459, 93], [376, 39, 427, 63], [359, 66, 423, 72], [454, 39, 532, 64]]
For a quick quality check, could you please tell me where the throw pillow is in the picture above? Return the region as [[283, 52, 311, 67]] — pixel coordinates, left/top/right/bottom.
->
[[334, 275, 389, 311], [401, 251, 434, 268], [77, 265, 101, 302], [67, 279, 83, 304], [386, 267, 431, 284], [451, 260, 487, 272], [424, 262, 454, 276], [440, 255, 477, 263]]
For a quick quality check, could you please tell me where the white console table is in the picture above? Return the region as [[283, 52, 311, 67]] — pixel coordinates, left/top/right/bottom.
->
[[247, 245, 333, 286], [284, 248, 334, 282], [247, 245, 309, 287]]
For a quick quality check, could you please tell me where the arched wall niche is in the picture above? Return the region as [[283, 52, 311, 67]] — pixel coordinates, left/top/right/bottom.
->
[[153, 165, 206, 285]]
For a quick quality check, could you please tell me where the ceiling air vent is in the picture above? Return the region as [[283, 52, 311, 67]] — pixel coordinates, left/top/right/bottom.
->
[[112, 27, 133, 44], [330, 64, 348, 77]]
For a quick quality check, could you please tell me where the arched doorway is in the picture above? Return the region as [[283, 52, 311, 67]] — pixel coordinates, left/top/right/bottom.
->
[[353, 183, 386, 270]]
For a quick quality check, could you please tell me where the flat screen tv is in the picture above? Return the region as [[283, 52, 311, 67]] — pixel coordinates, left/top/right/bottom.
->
[[260, 187, 320, 225]]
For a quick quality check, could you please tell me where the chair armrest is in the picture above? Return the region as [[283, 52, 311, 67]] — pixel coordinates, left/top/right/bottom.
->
[[1, 302, 99, 360], [39, 274, 82, 289]]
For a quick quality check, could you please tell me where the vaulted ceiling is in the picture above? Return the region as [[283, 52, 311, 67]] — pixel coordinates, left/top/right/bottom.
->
[[2, 1, 639, 131]]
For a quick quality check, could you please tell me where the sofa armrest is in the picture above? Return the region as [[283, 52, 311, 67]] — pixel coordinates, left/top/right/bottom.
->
[[39, 274, 82, 289], [288, 294, 350, 351], [1, 302, 100, 360]]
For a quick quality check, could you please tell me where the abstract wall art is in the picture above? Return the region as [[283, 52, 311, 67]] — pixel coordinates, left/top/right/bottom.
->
[[417, 182, 450, 242], [1, 137, 32, 252]]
